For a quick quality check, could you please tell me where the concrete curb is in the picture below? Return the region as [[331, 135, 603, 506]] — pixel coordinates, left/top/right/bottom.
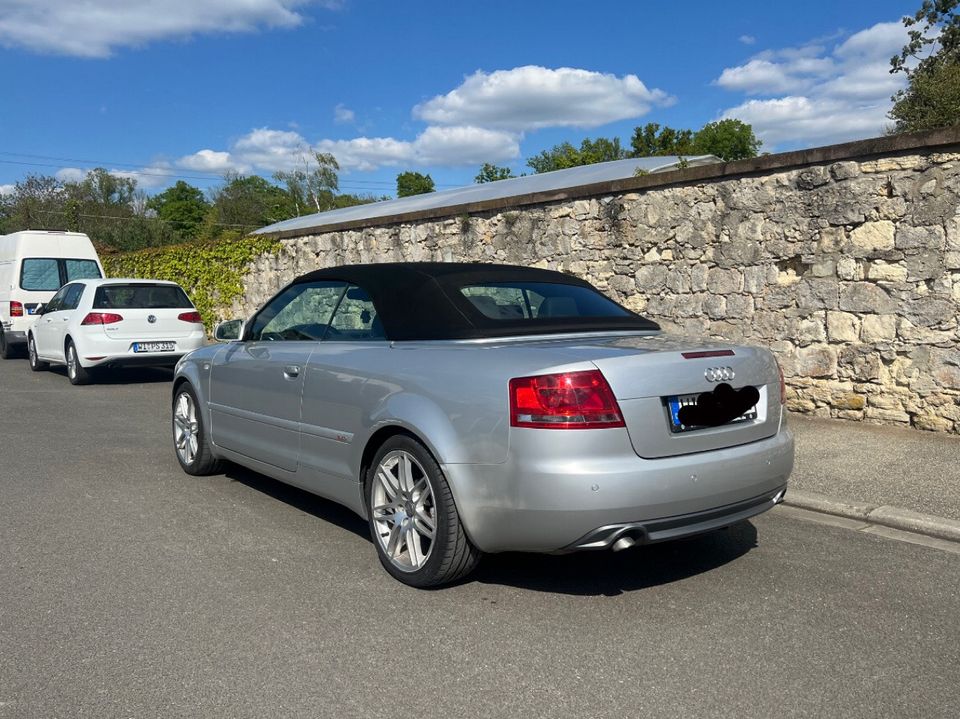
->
[[784, 489, 960, 544]]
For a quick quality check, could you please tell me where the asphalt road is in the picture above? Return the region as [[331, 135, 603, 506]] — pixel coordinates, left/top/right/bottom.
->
[[1, 357, 958, 719]]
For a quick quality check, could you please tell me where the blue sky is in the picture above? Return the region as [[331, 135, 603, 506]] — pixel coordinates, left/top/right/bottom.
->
[[0, 0, 920, 197]]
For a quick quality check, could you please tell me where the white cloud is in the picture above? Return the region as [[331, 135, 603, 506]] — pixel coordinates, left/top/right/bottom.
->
[[177, 149, 248, 174], [413, 65, 672, 131], [0, 183, 15, 196], [739, 35, 756, 45], [0, 0, 338, 58], [333, 103, 355, 124], [715, 21, 910, 147], [54, 164, 176, 189], [55, 167, 87, 182]]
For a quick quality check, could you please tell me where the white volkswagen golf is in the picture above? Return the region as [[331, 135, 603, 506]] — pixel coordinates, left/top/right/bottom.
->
[[27, 278, 206, 384]]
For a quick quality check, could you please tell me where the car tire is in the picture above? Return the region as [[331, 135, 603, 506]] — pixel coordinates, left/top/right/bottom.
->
[[172, 383, 222, 476], [365, 435, 482, 588], [27, 334, 48, 371], [65, 339, 92, 385], [0, 329, 17, 359]]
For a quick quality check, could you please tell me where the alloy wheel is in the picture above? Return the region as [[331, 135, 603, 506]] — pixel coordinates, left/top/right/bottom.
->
[[370, 450, 437, 572], [173, 391, 200, 465]]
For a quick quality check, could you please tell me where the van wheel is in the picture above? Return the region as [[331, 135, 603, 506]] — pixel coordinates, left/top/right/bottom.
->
[[66, 340, 92, 385], [0, 329, 17, 359], [28, 335, 48, 371]]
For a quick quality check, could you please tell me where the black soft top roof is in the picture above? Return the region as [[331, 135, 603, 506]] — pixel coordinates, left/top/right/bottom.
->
[[291, 262, 659, 341]]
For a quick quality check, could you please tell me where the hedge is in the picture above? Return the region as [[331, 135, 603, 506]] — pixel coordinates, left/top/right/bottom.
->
[[101, 236, 281, 331]]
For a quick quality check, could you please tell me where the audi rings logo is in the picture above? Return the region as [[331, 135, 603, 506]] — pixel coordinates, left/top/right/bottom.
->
[[704, 366, 735, 382]]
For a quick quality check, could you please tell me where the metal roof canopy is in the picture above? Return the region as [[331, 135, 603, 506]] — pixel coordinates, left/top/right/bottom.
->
[[253, 155, 720, 237]]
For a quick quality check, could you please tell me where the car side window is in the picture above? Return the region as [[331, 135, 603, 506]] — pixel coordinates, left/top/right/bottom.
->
[[61, 284, 84, 311], [44, 286, 70, 313], [325, 285, 385, 341], [248, 281, 347, 342]]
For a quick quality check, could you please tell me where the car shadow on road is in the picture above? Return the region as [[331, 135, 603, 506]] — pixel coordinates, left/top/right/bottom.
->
[[474, 522, 759, 596], [222, 460, 759, 596], [224, 463, 371, 541], [45, 365, 174, 385]]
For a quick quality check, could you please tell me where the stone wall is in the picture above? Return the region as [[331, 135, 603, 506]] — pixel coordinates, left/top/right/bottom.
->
[[238, 131, 960, 434]]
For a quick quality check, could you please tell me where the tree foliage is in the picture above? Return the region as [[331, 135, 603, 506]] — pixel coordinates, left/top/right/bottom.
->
[[474, 163, 515, 183], [692, 119, 762, 161], [629, 120, 761, 161], [146, 181, 209, 241], [889, 0, 960, 132], [273, 151, 341, 215], [396, 171, 435, 197], [526, 137, 626, 173]]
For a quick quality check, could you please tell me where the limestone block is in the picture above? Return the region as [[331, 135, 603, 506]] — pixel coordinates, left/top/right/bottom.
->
[[849, 221, 895, 253], [827, 311, 861, 343], [839, 282, 897, 313], [896, 225, 946, 250], [867, 260, 908, 282], [861, 314, 898, 343], [793, 344, 838, 378], [706, 267, 743, 294]]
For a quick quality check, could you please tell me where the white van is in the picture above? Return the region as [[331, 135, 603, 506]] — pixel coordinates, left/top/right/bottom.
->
[[0, 230, 105, 359]]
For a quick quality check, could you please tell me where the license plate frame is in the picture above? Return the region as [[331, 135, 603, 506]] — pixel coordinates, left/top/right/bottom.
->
[[133, 341, 176, 353], [667, 391, 758, 433]]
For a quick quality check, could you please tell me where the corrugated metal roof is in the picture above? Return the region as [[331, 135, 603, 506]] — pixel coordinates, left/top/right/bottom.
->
[[253, 155, 719, 236]]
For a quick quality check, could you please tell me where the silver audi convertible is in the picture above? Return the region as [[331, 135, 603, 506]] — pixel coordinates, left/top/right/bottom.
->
[[172, 263, 793, 587]]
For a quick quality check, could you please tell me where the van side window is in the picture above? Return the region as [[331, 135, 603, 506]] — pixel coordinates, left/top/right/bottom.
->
[[21, 259, 61, 291], [65, 259, 101, 282]]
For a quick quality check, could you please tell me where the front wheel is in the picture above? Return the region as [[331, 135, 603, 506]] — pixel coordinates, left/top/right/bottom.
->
[[366, 435, 482, 587], [66, 340, 92, 385], [28, 335, 48, 371], [173, 384, 222, 476]]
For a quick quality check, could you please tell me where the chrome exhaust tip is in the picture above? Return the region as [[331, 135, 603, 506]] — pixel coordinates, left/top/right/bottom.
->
[[612, 536, 635, 552]]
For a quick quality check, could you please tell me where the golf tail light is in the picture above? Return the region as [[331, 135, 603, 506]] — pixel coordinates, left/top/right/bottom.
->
[[178, 311, 202, 324], [10, 301, 23, 317], [81, 312, 123, 325], [510, 369, 625, 429]]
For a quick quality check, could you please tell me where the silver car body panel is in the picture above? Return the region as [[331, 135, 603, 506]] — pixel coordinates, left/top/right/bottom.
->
[[175, 328, 794, 553]]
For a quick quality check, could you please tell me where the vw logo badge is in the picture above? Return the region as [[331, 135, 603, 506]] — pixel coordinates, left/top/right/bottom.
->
[[147, 314, 157, 324], [705, 366, 735, 382]]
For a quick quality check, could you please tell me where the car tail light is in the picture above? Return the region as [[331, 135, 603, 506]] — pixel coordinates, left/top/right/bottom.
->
[[81, 312, 123, 325], [509, 369, 625, 429], [776, 359, 786, 405], [10, 301, 23, 317], [178, 311, 203, 324]]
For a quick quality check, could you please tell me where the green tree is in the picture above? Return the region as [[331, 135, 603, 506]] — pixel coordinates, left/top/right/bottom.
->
[[474, 163, 515, 183], [526, 136, 626, 173], [204, 174, 296, 237], [396, 171, 435, 197], [274, 151, 341, 215], [889, 0, 960, 132], [332, 193, 390, 208], [629, 123, 696, 157], [692, 119, 762, 161], [0, 175, 64, 232], [146, 181, 208, 241]]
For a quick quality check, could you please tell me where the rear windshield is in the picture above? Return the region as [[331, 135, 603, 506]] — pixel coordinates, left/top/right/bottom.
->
[[20, 258, 102, 291], [93, 284, 193, 309], [460, 282, 631, 320]]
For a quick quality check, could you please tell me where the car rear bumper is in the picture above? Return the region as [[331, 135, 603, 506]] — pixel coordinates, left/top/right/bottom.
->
[[442, 424, 794, 553]]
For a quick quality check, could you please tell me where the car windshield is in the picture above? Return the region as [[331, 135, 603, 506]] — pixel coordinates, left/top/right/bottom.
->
[[93, 284, 193, 309], [460, 281, 631, 320]]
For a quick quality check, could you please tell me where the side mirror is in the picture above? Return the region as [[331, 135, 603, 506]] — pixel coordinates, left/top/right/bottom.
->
[[214, 319, 244, 342], [33, 304, 45, 316]]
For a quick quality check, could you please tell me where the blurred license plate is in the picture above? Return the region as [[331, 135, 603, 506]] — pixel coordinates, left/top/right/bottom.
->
[[667, 392, 758, 433], [133, 341, 175, 353]]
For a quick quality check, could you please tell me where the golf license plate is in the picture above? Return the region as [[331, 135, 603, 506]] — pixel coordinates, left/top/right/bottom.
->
[[667, 392, 758, 434], [133, 341, 175, 353]]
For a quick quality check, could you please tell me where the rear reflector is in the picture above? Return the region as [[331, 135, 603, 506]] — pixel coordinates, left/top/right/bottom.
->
[[10, 301, 24, 317], [681, 349, 735, 359], [178, 311, 203, 324], [510, 369, 625, 429], [81, 312, 123, 325]]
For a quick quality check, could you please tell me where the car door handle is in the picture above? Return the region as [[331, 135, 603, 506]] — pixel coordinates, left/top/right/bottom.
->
[[283, 365, 301, 379]]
